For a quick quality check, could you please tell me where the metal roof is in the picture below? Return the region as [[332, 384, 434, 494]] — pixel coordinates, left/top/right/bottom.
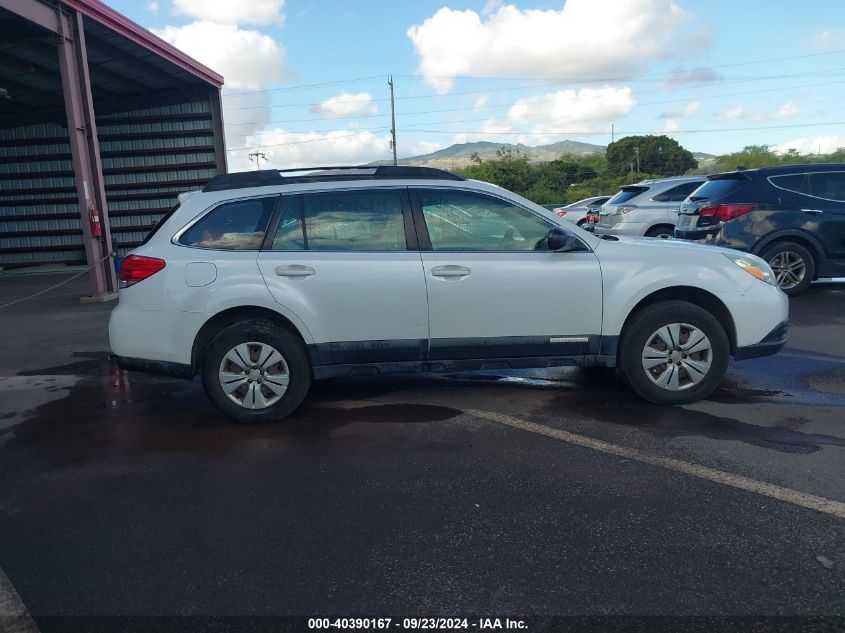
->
[[60, 0, 223, 87]]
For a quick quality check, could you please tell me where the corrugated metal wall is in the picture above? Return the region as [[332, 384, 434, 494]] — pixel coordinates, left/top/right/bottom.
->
[[0, 96, 221, 267]]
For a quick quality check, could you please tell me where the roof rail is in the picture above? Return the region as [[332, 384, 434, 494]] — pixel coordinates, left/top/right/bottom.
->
[[202, 165, 465, 192]]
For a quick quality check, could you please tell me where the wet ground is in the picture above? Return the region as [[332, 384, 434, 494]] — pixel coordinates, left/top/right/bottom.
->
[[0, 274, 844, 618]]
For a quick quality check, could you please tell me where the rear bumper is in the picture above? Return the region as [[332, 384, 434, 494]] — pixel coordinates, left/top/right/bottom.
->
[[113, 354, 193, 379], [594, 221, 647, 237], [734, 321, 788, 360], [674, 226, 716, 240]]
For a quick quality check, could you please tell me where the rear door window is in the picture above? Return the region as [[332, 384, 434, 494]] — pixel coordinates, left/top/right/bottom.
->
[[300, 189, 407, 251], [179, 197, 277, 250], [607, 186, 648, 205], [809, 172, 845, 201]]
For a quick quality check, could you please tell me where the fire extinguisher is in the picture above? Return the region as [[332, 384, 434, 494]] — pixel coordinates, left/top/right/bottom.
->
[[89, 206, 102, 238]]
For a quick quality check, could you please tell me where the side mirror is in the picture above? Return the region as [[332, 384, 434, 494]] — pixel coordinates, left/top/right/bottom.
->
[[547, 226, 584, 252]]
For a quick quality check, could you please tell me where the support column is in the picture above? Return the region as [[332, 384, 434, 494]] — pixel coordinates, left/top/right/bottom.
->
[[209, 87, 228, 175], [56, 7, 116, 298]]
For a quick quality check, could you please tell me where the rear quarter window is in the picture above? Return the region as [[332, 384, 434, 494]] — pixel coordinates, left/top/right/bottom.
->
[[178, 197, 277, 250]]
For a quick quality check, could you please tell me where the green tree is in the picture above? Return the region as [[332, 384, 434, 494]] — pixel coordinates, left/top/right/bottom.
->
[[606, 135, 697, 177]]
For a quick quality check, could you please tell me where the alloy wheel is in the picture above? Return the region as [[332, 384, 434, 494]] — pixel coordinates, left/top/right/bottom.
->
[[218, 341, 290, 409], [768, 251, 806, 290], [641, 323, 713, 391]]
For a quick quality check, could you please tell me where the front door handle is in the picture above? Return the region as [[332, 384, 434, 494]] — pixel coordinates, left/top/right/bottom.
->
[[801, 208, 823, 215], [275, 264, 316, 277], [431, 265, 471, 278]]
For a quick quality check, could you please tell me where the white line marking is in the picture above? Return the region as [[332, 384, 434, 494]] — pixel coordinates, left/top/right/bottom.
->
[[0, 566, 39, 632], [467, 409, 845, 520]]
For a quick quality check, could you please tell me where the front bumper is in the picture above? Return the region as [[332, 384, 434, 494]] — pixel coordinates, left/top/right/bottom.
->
[[734, 321, 789, 360]]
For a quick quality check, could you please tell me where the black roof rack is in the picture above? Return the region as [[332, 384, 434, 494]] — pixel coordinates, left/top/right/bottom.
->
[[202, 165, 465, 192]]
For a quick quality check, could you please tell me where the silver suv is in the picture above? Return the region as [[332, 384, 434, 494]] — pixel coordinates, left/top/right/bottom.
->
[[595, 176, 706, 238]]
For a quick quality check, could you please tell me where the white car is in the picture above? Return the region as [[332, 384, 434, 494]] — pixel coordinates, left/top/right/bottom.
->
[[109, 166, 788, 423], [552, 196, 610, 227]]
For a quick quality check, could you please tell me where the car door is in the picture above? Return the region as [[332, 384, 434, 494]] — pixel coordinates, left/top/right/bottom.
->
[[411, 187, 603, 361], [257, 187, 429, 366], [807, 171, 845, 265]]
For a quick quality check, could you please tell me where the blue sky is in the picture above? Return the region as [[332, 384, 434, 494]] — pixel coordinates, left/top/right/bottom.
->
[[108, 0, 845, 169]]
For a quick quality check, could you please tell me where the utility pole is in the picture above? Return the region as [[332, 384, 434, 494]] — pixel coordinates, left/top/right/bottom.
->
[[388, 75, 397, 166], [248, 151, 267, 170], [611, 123, 614, 144], [635, 146, 640, 174]]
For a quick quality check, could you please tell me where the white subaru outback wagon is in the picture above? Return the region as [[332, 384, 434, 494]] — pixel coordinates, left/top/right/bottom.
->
[[109, 166, 788, 424]]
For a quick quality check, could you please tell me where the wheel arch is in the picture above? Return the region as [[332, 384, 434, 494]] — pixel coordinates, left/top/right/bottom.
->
[[751, 230, 825, 279], [618, 286, 737, 357], [191, 306, 312, 375]]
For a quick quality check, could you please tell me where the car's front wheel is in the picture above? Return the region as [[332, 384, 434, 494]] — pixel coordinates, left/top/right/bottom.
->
[[201, 320, 311, 423], [620, 300, 729, 405]]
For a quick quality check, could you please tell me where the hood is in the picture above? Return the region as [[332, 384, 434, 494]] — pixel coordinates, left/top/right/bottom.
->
[[594, 234, 743, 258]]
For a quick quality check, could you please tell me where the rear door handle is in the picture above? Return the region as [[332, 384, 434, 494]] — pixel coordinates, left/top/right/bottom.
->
[[431, 265, 471, 278], [801, 208, 823, 215], [275, 264, 316, 277]]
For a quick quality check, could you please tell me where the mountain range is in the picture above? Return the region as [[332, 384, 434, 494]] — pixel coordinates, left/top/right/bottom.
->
[[382, 140, 716, 169]]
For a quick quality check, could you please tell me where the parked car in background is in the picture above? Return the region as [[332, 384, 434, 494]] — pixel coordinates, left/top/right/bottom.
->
[[595, 176, 706, 238], [674, 164, 845, 295], [110, 165, 787, 423], [553, 196, 611, 227]]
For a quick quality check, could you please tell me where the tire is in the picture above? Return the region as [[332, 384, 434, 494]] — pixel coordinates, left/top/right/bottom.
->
[[201, 320, 311, 423], [577, 219, 587, 228], [760, 241, 815, 296], [619, 300, 729, 405], [645, 225, 674, 239]]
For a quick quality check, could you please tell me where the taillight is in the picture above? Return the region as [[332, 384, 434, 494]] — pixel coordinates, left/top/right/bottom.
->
[[587, 214, 599, 222], [699, 203, 755, 222], [119, 255, 166, 288], [555, 209, 568, 217]]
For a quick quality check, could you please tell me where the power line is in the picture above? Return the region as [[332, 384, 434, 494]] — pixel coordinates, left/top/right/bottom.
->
[[218, 48, 845, 101], [402, 120, 845, 136]]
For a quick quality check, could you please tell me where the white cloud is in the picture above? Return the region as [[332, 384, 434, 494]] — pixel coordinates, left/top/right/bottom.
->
[[714, 106, 745, 121], [814, 29, 845, 50], [456, 86, 634, 143], [311, 92, 377, 118], [407, 0, 691, 94], [146, 0, 159, 14], [660, 100, 700, 119], [153, 22, 287, 89], [173, 0, 285, 25], [481, 0, 504, 15], [227, 129, 392, 171], [713, 101, 799, 124], [661, 66, 722, 88], [409, 140, 443, 156], [473, 94, 490, 111], [773, 135, 845, 155], [661, 119, 679, 133]]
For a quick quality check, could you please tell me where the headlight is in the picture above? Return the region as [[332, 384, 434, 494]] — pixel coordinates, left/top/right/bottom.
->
[[723, 252, 776, 285]]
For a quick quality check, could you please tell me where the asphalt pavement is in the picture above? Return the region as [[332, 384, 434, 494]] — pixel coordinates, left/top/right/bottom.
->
[[0, 273, 843, 622]]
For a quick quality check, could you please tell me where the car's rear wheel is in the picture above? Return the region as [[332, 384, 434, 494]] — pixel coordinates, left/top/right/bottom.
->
[[620, 301, 729, 405], [645, 225, 674, 239], [201, 320, 311, 423], [761, 241, 815, 295], [576, 219, 588, 227]]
